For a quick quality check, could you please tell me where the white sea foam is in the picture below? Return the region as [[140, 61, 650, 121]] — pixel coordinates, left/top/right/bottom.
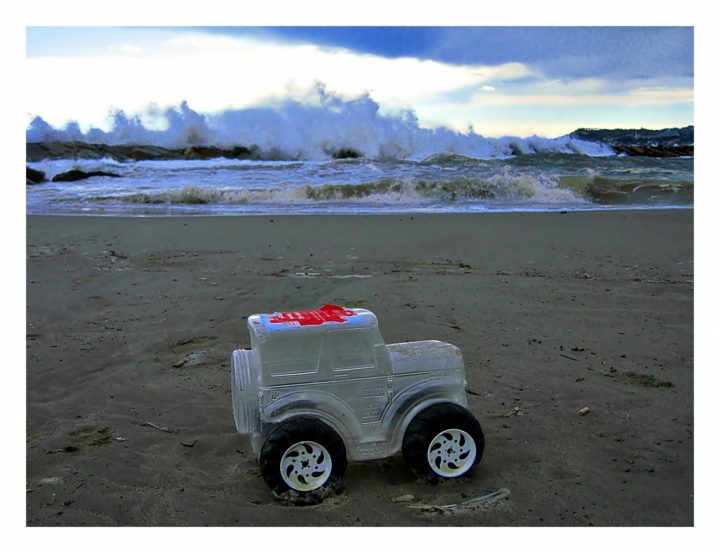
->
[[26, 91, 615, 161]]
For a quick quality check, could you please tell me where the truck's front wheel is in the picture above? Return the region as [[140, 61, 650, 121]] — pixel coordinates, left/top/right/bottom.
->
[[260, 417, 347, 496], [402, 403, 484, 482]]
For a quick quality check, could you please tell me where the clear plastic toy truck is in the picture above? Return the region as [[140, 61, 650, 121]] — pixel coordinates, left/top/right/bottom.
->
[[230, 304, 485, 496]]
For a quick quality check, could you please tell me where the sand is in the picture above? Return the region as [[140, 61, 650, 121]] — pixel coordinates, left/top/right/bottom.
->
[[25, 210, 694, 527]]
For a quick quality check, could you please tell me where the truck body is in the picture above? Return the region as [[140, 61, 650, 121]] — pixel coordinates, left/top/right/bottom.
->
[[231, 304, 469, 460]]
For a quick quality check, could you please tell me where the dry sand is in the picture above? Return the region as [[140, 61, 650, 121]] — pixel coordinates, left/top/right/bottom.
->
[[26, 210, 693, 527]]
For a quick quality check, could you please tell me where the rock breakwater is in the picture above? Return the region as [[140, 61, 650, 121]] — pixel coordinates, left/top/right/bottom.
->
[[611, 144, 694, 157], [26, 142, 364, 163], [26, 142, 268, 162]]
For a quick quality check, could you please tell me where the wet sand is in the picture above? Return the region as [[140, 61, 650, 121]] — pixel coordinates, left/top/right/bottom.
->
[[26, 210, 693, 527]]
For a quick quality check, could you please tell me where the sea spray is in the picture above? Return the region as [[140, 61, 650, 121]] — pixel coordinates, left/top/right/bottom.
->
[[27, 89, 614, 161]]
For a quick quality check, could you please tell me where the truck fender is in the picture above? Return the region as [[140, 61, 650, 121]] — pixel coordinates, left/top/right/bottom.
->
[[262, 390, 362, 450], [381, 380, 468, 455]]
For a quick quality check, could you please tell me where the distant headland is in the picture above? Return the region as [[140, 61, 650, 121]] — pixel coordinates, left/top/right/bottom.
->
[[570, 126, 693, 157]]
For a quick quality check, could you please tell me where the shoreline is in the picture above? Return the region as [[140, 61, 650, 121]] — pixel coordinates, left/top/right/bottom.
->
[[24, 205, 696, 218], [26, 210, 694, 526]]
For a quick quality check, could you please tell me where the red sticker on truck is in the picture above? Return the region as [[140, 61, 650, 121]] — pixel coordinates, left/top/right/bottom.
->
[[268, 304, 356, 326]]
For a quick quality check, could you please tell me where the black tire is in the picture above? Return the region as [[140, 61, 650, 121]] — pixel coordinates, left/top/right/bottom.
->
[[402, 403, 485, 482], [260, 417, 347, 496]]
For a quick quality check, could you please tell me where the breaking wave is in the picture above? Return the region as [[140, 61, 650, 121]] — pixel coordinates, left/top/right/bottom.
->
[[26, 88, 614, 161]]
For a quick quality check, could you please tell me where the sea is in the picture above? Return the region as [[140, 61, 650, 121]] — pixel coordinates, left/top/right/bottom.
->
[[26, 99, 694, 216]]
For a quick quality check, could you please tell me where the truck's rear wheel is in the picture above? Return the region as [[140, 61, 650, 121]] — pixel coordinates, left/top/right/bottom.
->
[[402, 403, 484, 482], [260, 417, 347, 496]]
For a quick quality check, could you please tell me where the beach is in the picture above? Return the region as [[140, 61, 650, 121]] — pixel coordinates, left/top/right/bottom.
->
[[26, 210, 694, 526]]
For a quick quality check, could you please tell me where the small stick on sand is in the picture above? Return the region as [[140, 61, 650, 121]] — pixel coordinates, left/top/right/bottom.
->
[[142, 421, 174, 433]]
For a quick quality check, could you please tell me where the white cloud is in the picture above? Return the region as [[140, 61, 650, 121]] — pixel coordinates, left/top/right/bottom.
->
[[26, 32, 537, 129], [119, 44, 143, 54], [468, 78, 693, 107]]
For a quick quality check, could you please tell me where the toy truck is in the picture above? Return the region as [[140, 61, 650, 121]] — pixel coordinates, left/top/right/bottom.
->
[[230, 304, 484, 495]]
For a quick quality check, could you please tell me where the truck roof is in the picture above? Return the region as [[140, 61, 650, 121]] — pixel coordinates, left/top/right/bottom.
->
[[248, 304, 377, 336]]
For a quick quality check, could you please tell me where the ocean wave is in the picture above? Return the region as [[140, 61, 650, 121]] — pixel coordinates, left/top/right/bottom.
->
[[46, 170, 689, 208], [27, 146, 693, 215], [26, 91, 615, 161], [62, 174, 586, 208], [584, 176, 694, 205]]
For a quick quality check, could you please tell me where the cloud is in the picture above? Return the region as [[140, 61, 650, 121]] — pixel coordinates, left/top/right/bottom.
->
[[193, 26, 694, 82], [429, 27, 694, 81], [25, 27, 694, 137], [25, 32, 535, 128], [467, 78, 694, 107]]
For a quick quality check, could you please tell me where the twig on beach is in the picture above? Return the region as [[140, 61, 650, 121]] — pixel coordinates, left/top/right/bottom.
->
[[407, 503, 454, 515], [503, 406, 520, 418], [560, 353, 579, 361], [466, 388, 484, 397], [464, 489, 509, 504], [141, 421, 174, 433], [407, 488, 511, 515]]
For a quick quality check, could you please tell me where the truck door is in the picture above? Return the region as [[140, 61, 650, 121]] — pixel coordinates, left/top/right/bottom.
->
[[320, 328, 390, 425]]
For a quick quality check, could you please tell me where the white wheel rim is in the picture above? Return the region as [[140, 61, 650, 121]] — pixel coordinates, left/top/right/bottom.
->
[[427, 429, 476, 477], [280, 441, 332, 491]]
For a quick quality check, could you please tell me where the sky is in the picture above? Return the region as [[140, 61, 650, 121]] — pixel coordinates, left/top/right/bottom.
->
[[25, 23, 694, 139]]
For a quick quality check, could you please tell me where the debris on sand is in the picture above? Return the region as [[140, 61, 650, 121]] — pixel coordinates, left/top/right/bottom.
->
[[407, 488, 511, 515], [141, 421, 174, 433]]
